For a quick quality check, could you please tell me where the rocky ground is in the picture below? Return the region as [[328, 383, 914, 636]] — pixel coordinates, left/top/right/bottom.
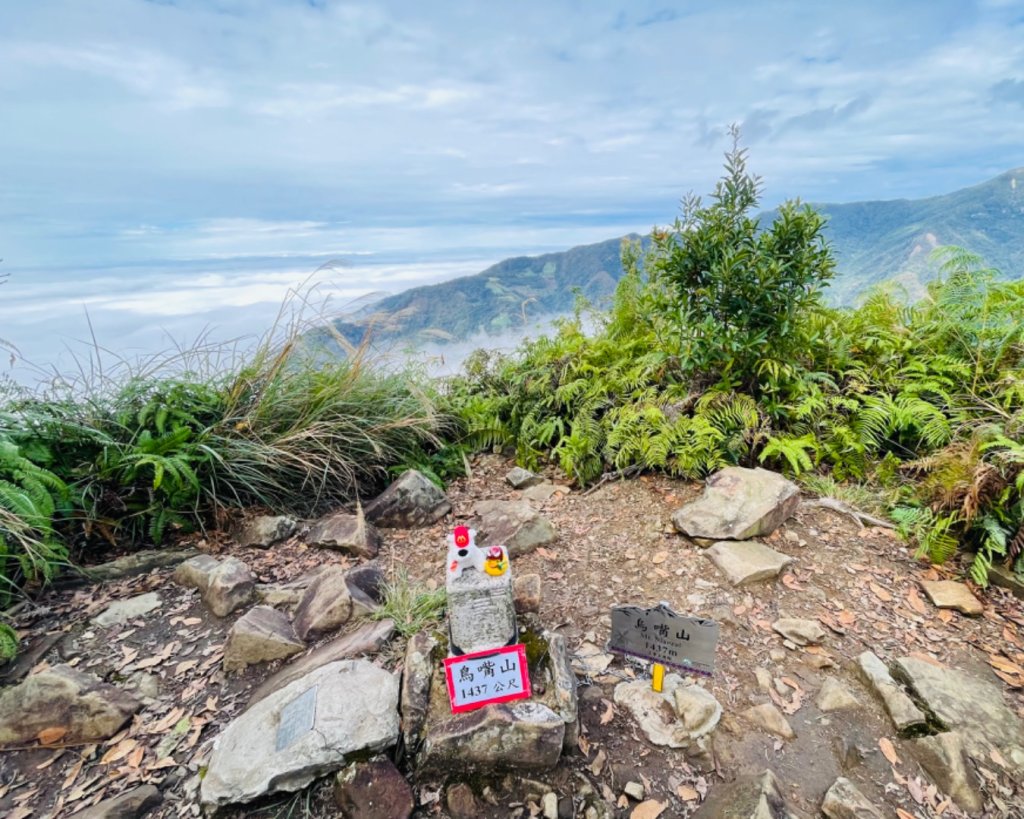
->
[[1, 454, 1023, 818]]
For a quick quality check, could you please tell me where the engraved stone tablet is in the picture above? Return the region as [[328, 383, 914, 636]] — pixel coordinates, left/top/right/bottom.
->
[[275, 684, 317, 752], [446, 567, 517, 656]]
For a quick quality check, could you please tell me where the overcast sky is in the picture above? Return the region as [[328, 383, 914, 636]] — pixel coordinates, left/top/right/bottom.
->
[[2, 0, 1023, 374]]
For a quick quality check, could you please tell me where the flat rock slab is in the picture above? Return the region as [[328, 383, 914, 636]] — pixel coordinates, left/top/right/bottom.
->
[[75, 548, 197, 583], [306, 512, 380, 559], [741, 702, 795, 740], [816, 678, 860, 712], [672, 467, 800, 540], [892, 656, 1024, 771], [363, 469, 451, 528], [234, 515, 296, 549], [248, 619, 395, 706], [989, 564, 1024, 599], [201, 659, 400, 810], [772, 618, 826, 646], [92, 592, 161, 627], [613, 675, 720, 748], [69, 784, 162, 818], [821, 777, 883, 819], [224, 606, 304, 672], [471, 499, 556, 557], [0, 665, 141, 744], [919, 580, 983, 615], [911, 731, 983, 814], [856, 651, 928, 736], [704, 541, 793, 586], [506, 466, 543, 489]]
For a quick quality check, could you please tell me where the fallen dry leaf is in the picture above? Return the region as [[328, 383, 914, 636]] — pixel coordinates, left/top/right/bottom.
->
[[600, 699, 615, 725], [896, 809, 917, 819], [907, 588, 928, 616], [879, 737, 902, 766], [101, 738, 138, 765], [677, 784, 700, 801], [651, 551, 667, 565], [837, 610, 856, 626], [37, 726, 67, 745], [937, 609, 954, 624], [870, 582, 893, 603], [630, 800, 667, 819], [174, 659, 199, 675]]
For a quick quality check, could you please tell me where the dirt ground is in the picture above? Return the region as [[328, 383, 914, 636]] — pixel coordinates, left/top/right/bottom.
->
[[2, 454, 1023, 818]]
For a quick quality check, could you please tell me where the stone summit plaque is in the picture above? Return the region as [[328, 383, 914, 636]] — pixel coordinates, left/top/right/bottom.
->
[[609, 602, 719, 677], [275, 684, 317, 752]]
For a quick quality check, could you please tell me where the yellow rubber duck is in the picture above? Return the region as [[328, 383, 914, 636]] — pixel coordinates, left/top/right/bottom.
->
[[483, 545, 509, 576]]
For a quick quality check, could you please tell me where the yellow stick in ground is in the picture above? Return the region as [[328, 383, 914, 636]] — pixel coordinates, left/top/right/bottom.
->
[[652, 663, 665, 692]]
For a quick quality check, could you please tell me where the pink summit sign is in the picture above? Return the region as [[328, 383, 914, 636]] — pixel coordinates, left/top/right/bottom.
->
[[443, 644, 531, 713]]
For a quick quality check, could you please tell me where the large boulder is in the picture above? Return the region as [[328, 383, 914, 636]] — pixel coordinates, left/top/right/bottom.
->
[[201, 659, 400, 810], [292, 565, 355, 641], [306, 512, 381, 559], [891, 656, 1024, 771], [224, 606, 305, 672], [363, 470, 451, 528], [418, 701, 565, 774], [471, 499, 557, 557], [672, 467, 800, 540], [0, 665, 141, 744]]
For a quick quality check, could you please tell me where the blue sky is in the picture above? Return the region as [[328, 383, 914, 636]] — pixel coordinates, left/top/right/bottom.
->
[[2, 0, 1023, 373]]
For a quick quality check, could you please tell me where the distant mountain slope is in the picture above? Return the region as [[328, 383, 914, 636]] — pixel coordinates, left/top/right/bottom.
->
[[332, 235, 632, 346], [816, 167, 1024, 302], [331, 168, 1024, 347]]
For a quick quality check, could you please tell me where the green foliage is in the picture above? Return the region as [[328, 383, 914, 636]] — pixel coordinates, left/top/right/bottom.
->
[[450, 139, 1024, 588], [0, 620, 17, 662], [373, 570, 447, 637]]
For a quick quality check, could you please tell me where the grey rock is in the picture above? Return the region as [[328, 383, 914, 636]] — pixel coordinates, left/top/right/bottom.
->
[[400, 630, 438, 750], [124, 671, 161, 703], [754, 668, 773, 692], [306, 511, 380, 559], [248, 619, 395, 706], [919, 580, 983, 616], [672, 467, 801, 540], [447, 565, 517, 656], [741, 702, 795, 740], [333, 756, 413, 819], [821, 778, 883, 819], [989, 564, 1024, 599], [911, 731, 983, 814], [471, 499, 557, 557], [506, 466, 544, 489], [571, 642, 614, 677], [348, 583, 381, 619], [542, 791, 559, 819], [545, 632, 580, 751], [418, 701, 565, 773], [292, 565, 354, 641], [0, 665, 141, 744], [363, 469, 451, 528], [772, 618, 826, 646], [172, 554, 220, 592], [224, 606, 304, 672], [203, 557, 255, 617], [892, 655, 1024, 771], [623, 781, 644, 800], [856, 651, 929, 736], [92, 592, 161, 627], [691, 769, 800, 819], [76, 549, 196, 583], [346, 561, 386, 603], [234, 515, 296, 549], [69, 784, 162, 818], [613, 674, 719, 748], [704, 541, 793, 586], [201, 659, 400, 810], [255, 584, 303, 609], [523, 483, 559, 505], [815, 678, 860, 712], [513, 573, 542, 613]]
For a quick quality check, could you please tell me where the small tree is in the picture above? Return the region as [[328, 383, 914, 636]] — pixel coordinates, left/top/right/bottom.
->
[[650, 127, 835, 392]]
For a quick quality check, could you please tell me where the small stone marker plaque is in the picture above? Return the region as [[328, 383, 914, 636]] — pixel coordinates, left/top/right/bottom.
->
[[275, 684, 317, 752], [609, 602, 719, 677], [443, 644, 531, 713]]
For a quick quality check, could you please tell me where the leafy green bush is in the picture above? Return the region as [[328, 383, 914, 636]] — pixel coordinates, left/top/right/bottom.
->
[[450, 143, 1024, 585]]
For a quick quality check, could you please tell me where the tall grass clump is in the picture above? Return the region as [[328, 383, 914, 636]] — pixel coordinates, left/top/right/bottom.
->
[[0, 291, 456, 604], [450, 139, 1024, 586]]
